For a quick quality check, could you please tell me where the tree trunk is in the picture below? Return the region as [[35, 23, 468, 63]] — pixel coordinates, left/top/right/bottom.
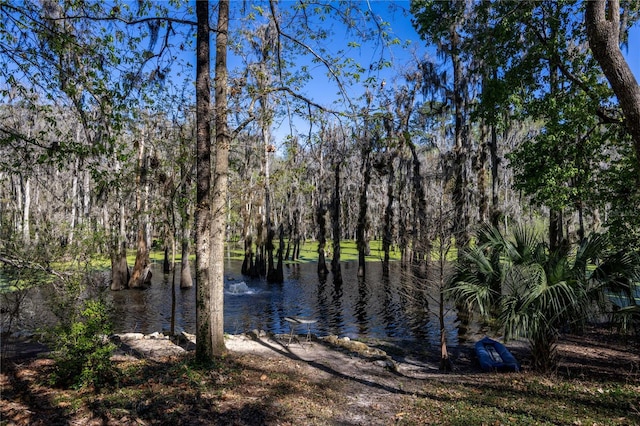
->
[[69, 156, 79, 245], [549, 208, 564, 252], [408, 139, 429, 270], [128, 228, 150, 288], [163, 244, 171, 274], [195, 0, 218, 362], [110, 199, 129, 291], [330, 160, 342, 279], [180, 237, 193, 288], [241, 234, 252, 275], [316, 202, 329, 276], [382, 158, 395, 277], [264, 132, 277, 282], [209, 0, 230, 356], [586, 0, 640, 180], [110, 247, 129, 292], [451, 26, 470, 252], [20, 174, 31, 244], [129, 132, 150, 289], [273, 225, 285, 283], [179, 161, 193, 288], [476, 123, 489, 224], [438, 194, 452, 372], [356, 148, 372, 278], [490, 121, 501, 227]]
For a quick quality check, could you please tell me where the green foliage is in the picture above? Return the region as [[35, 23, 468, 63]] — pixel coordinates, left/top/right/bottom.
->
[[450, 225, 639, 372], [48, 299, 117, 390]]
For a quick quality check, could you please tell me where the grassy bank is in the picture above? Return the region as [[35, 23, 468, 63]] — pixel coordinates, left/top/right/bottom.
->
[[148, 239, 407, 264]]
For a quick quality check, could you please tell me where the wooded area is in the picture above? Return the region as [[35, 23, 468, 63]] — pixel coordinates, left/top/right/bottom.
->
[[1, 1, 639, 364]]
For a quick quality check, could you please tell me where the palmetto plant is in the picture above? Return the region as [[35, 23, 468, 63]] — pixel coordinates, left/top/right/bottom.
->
[[450, 225, 638, 372]]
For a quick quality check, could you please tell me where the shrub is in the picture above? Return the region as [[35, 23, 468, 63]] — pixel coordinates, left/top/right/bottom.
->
[[48, 299, 117, 389]]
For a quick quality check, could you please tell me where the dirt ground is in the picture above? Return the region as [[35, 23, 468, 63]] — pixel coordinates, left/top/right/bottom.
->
[[1, 328, 639, 425]]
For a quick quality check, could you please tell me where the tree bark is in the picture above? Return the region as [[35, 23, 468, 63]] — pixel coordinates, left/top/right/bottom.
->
[[110, 203, 129, 291], [451, 25, 470, 252], [356, 145, 372, 278], [586, 0, 640, 179], [316, 202, 329, 276], [129, 131, 150, 289], [490, 121, 501, 227], [179, 160, 193, 288], [20, 174, 30, 244], [128, 228, 150, 288], [195, 0, 217, 362], [209, 0, 229, 356], [330, 159, 342, 280], [382, 158, 395, 277], [408, 138, 429, 270]]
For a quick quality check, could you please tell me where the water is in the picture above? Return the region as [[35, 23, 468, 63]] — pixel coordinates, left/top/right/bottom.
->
[[108, 259, 460, 347]]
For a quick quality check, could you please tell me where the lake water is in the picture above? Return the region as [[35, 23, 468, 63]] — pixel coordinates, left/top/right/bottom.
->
[[108, 259, 461, 347]]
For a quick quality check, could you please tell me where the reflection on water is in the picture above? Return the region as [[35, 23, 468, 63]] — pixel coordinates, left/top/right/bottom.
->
[[108, 259, 460, 347]]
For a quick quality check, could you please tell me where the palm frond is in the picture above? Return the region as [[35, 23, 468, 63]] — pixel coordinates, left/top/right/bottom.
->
[[447, 279, 496, 318], [511, 224, 542, 264]]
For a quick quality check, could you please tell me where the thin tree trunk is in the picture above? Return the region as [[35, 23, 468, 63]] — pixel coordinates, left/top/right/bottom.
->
[[357, 148, 372, 278], [382, 160, 395, 277], [210, 0, 229, 356], [180, 161, 193, 288], [477, 123, 489, 224], [21, 174, 30, 244], [451, 26, 470, 252], [69, 156, 79, 245], [330, 160, 342, 280], [490, 121, 500, 227], [408, 140, 429, 271], [317, 202, 329, 276], [315, 134, 329, 276], [195, 0, 215, 362]]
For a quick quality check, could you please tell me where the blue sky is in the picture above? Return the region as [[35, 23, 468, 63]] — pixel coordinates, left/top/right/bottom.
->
[[266, 1, 640, 142]]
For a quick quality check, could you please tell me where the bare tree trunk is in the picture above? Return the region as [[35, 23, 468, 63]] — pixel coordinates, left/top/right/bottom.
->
[[330, 160, 342, 280], [356, 146, 372, 278], [382, 159, 395, 276], [451, 26, 470, 252], [476, 124, 489, 224], [273, 225, 284, 283], [548, 17, 564, 252], [264, 132, 277, 283], [129, 131, 150, 289], [408, 139, 429, 272], [316, 202, 329, 276], [69, 156, 79, 245], [586, 0, 640, 180], [180, 180, 193, 288], [20, 174, 30, 244], [490, 121, 501, 227], [129, 228, 151, 288], [195, 0, 215, 362], [316, 138, 329, 276], [209, 0, 229, 356], [111, 202, 129, 291]]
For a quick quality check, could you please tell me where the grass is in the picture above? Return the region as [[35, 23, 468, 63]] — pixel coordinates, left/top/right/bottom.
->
[[403, 378, 638, 425], [147, 238, 458, 265]]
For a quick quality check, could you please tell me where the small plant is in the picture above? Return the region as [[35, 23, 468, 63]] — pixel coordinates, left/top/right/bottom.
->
[[48, 299, 117, 389]]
